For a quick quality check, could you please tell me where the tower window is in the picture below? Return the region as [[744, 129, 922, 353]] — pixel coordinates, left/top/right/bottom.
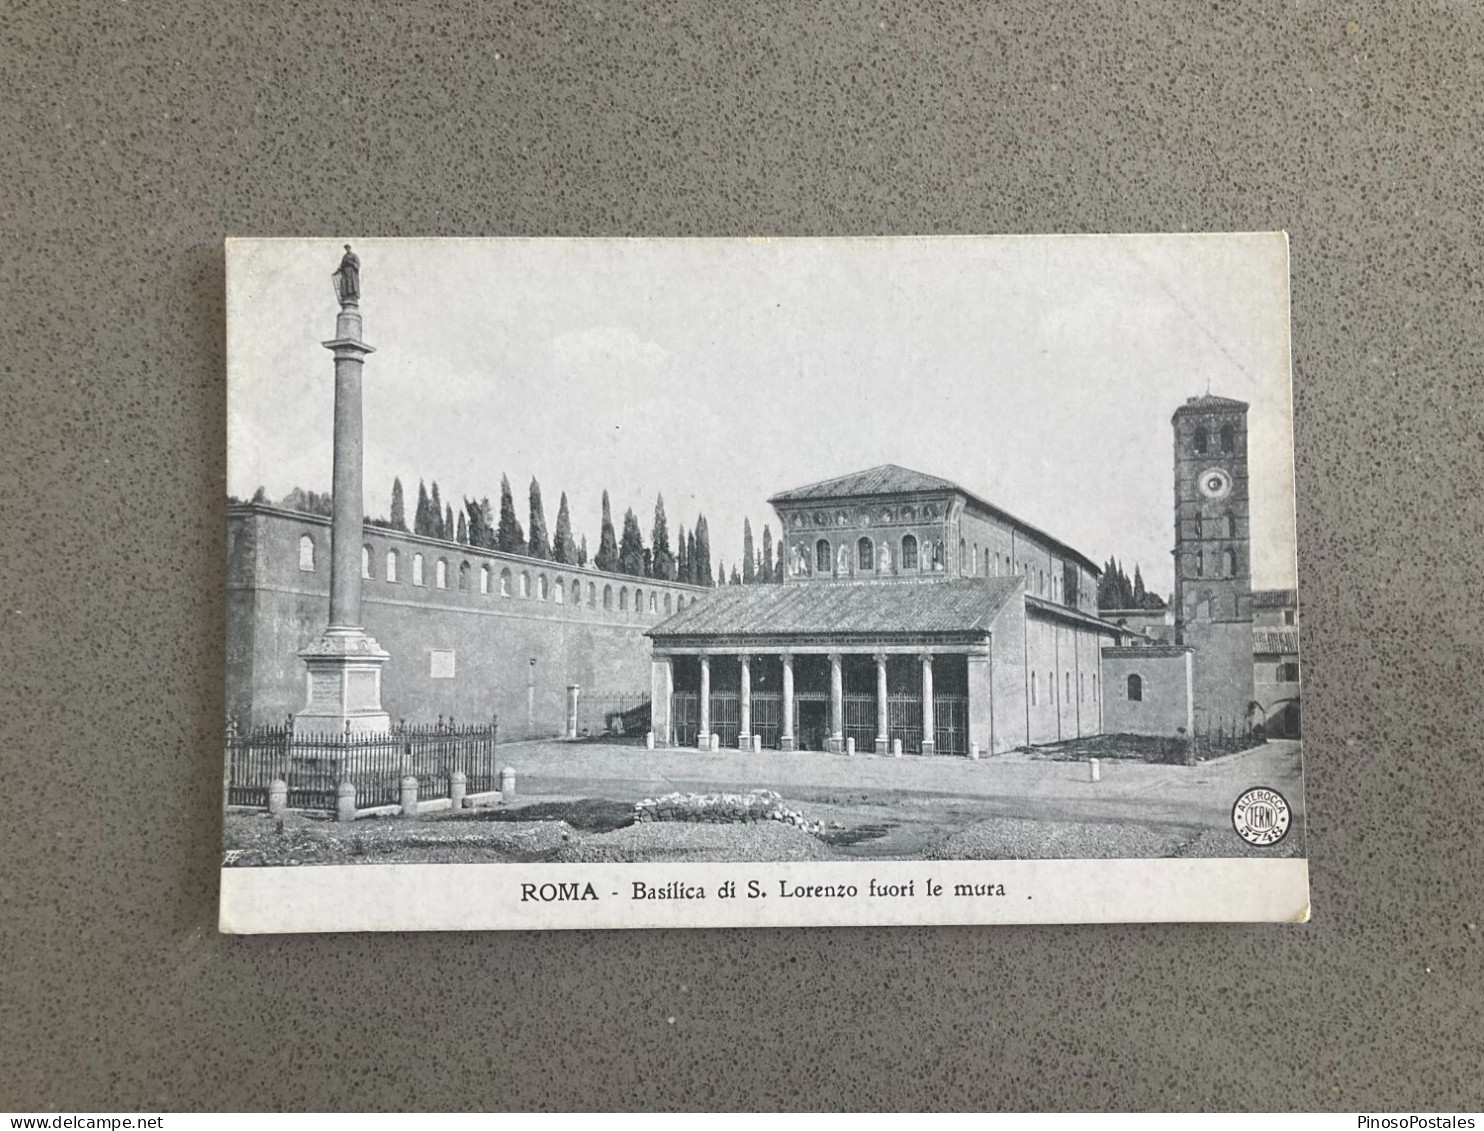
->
[[1194, 513, 1203, 538], [901, 534, 918, 570], [1220, 424, 1235, 453], [1224, 547, 1238, 577], [816, 538, 832, 574], [1127, 674, 1143, 702], [1196, 549, 1204, 577], [1193, 426, 1208, 454], [1225, 510, 1236, 537]]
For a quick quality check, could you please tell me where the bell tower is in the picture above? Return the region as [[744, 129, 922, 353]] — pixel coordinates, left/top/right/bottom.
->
[[1172, 393, 1255, 736]]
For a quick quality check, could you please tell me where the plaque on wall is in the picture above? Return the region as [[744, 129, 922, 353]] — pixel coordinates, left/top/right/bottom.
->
[[221, 235, 1308, 933]]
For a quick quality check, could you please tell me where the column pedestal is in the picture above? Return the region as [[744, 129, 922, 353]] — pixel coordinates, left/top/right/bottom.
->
[[296, 626, 391, 735]]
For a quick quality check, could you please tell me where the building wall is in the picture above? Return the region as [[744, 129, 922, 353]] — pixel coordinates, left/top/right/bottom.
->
[[1186, 619, 1257, 736], [226, 506, 709, 733], [1100, 647, 1193, 736], [1017, 606, 1113, 747], [989, 588, 1028, 753]]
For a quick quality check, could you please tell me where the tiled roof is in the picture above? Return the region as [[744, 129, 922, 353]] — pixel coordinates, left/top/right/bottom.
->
[[1251, 588, 1298, 609], [768, 464, 961, 503], [1173, 393, 1249, 415], [1253, 629, 1300, 655], [648, 576, 1024, 638]]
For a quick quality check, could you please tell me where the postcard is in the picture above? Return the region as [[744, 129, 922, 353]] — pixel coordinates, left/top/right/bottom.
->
[[220, 234, 1307, 931]]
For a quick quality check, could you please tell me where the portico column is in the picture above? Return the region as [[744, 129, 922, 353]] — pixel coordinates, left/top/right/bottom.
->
[[875, 653, 889, 755], [737, 653, 753, 750], [828, 652, 844, 754], [698, 654, 711, 750], [920, 653, 936, 756], [780, 653, 796, 752]]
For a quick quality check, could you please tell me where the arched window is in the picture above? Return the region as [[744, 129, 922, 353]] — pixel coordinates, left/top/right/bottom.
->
[[479, 565, 490, 594], [816, 539, 831, 574], [1220, 424, 1234, 453], [589, 582, 597, 607], [959, 538, 966, 575], [675, 596, 684, 611], [519, 572, 529, 597], [1127, 674, 1143, 702], [791, 544, 809, 576], [412, 553, 425, 586], [571, 579, 581, 605], [499, 568, 511, 596], [385, 549, 399, 582], [537, 574, 548, 600], [1194, 513, 1203, 538], [634, 587, 643, 612], [649, 592, 657, 612], [361, 545, 372, 579], [458, 561, 470, 591], [1196, 549, 1204, 577], [1225, 510, 1236, 538], [603, 584, 613, 609], [298, 534, 316, 572], [619, 588, 628, 611], [901, 534, 918, 570], [1194, 426, 1208, 454], [1223, 547, 1238, 577], [435, 558, 448, 589], [554, 577, 565, 604], [664, 593, 672, 614], [857, 537, 873, 571]]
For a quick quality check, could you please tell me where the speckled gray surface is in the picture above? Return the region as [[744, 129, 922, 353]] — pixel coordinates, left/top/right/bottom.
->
[[3, 0, 1482, 1112]]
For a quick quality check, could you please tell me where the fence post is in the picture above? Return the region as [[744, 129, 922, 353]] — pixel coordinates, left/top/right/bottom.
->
[[846, 736, 856, 756], [1089, 757, 1101, 783], [336, 781, 357, 823], [449, 770, 467, 811], [399, 775, 419, 818], [267, 779, 288, 817], [892, 738, 902, 758], [500, 766, 516, 799]]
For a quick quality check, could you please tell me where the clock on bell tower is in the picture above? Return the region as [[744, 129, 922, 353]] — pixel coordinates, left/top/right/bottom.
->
[[1172, 393, 1252, 643]]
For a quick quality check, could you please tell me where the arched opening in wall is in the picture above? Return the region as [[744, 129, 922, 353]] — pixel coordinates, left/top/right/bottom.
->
[[1127, 674, 1143, 701], [588, 582, 596, 607], [435, 559, 448, 589], [815, 539, 831, 574], [519, 571, 529, 598], [601, 584, 613, 609], [458, 561, 470, 591], [361, 545, 372, 579], [571, 579, 581, 606], [537, 574, 548, 600], [1223, 547, 1237, 577], [634, 587, 644, 613], [901, 534, 918, 571], [1194, 513, 1203, 538], [554, 576, 564, 604], [664, 593, 672, 614], [499, 568, 511, 596], [857, 537, 873, 572], [1220, 424, 1234, 453], [619, 588, 628, 611], [298, 534, 315, 572], [385, 549, 399, 582], [1196, 549, 1204, 577], [412, 554, 425, 586], [479, 565, 489, 594], [1194, 426, 1208, 453], [1225, 509, 1236, 537], [649, 591, 657, 613]]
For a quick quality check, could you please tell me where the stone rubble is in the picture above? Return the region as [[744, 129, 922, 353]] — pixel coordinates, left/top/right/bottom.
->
[[633, 789, 829, 836]]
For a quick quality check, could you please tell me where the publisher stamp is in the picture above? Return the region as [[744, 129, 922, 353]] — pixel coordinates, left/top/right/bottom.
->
[[1232, 787, 1293, 846]]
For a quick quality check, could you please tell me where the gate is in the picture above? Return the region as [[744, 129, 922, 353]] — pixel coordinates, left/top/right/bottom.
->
[[709, 691, 740, 747], [672, 692, 699, 747], [933, 694, 969, 756], [794, 692, 830, 751], [752, 693, 782, 749], [888, 693, 923, 754], [842, 693, 876, 752]]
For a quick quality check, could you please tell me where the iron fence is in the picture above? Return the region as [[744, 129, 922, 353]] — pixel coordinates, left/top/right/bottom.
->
[[709, 692, 740, 747], [225, 716, 499, 812], [843, 693, 876, 752], [671, 692, 699, 747], [751, 693, 782, 749], [575, 691, 651, 738], [887, 693, 923, 754], [933, 694, 969, 756]]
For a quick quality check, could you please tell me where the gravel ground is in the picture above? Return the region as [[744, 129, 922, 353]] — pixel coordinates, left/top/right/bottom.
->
[[931, 818, 1201, 860], [552, 819, 837, 863], [1174, 825, 1307, 859], [222, 811, 575, 865]]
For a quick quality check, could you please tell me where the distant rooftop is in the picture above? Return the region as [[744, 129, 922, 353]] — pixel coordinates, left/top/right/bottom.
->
[[1172, 393, 1249, 416]]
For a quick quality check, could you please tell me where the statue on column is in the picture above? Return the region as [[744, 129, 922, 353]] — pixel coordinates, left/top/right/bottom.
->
[[331, 244, 361, 304]]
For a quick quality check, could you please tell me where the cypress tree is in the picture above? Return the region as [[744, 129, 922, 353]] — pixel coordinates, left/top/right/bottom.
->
[[527, 478, 552, 560], [553, 492, 577, 564], [676, 524, 688, 583], [464, 498, 489, 548], [650, 494, 674, 580], [250, 485, 269, 504], [595, 491, 620, 572], [495, 474, 525, 554], [444, 504, 454, 542], [619, 507, 646, 576], [686, 530, 697, 585], [390, 477, 407, 531], [414, 480, 432, 537], [479, 497, 496, 549], [430, 482, 446, 539], [695, 515, 713, 587], [643, 548, 653, 578], [578, 534, 589, 568], [1133, 564, 1146, 607], [729, 563, 741, 586], [742, 518, 756, 584], [456, 511, 468, 544], [761, 525, 774, 584]]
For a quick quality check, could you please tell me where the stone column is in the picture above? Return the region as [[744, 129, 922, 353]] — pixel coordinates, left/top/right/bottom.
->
[[920, 653, 936, 756], [780, 653, 796, 752], [566, 684, 581, 739], [296, 251, 390, 735], [828, 652, 844, 754], [737, 654, 752, 750], [875, 653, 890, 755], [698, 654, 711, 750]]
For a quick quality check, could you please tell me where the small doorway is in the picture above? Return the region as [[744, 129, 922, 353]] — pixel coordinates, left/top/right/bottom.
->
[[795, 696, 829, 751]]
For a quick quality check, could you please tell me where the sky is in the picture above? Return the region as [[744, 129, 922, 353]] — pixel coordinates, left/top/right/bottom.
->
[[226, 235, 1297, 595]]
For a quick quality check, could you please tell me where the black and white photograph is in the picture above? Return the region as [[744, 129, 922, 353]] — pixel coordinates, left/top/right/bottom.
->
[[220, 234, 1308, 931]]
